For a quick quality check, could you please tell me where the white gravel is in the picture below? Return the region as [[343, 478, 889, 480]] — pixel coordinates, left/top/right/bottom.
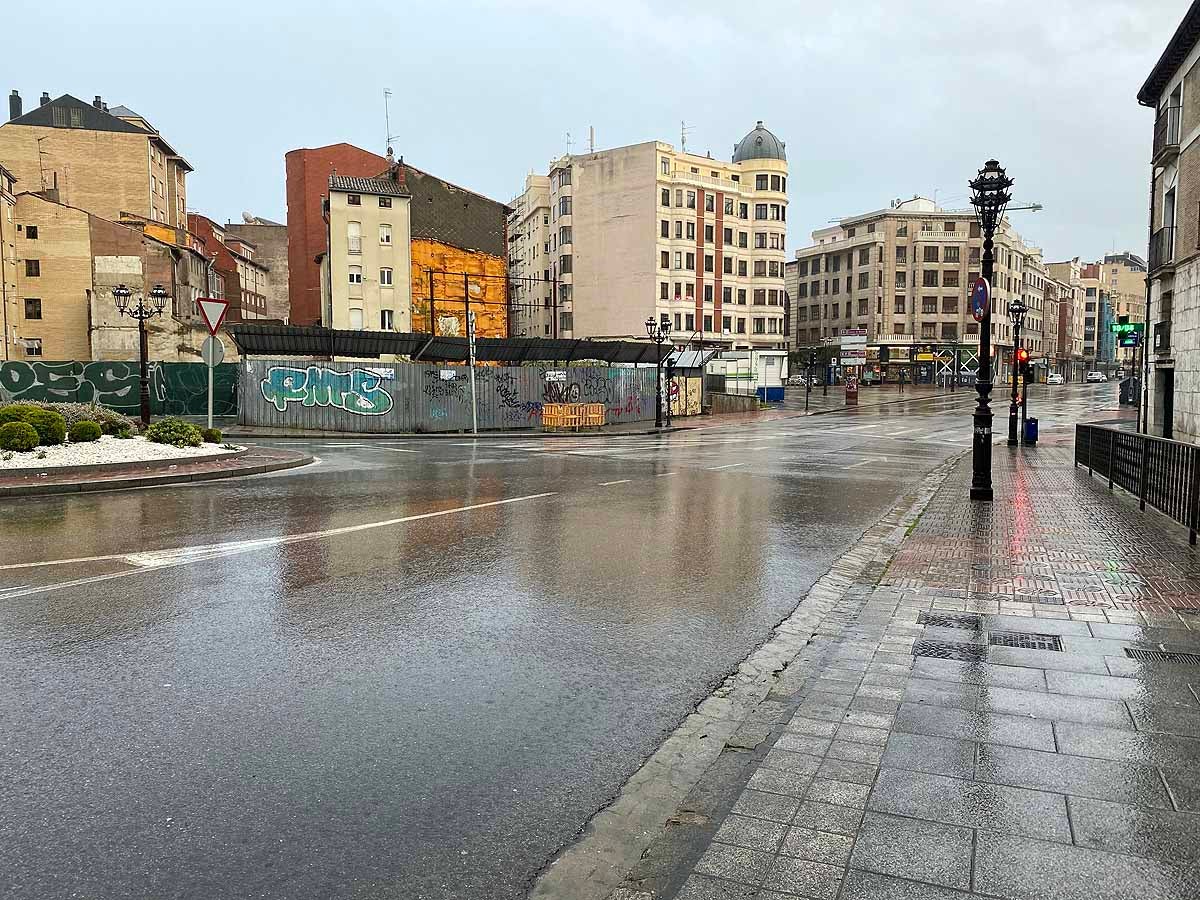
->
[[0, 435, 242, 471]]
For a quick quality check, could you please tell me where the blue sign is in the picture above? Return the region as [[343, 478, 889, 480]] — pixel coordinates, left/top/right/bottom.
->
[[971, 277, 991, 322]]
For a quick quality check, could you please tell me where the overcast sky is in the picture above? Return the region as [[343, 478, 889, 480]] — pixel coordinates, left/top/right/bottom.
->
[[6, 0, 1187, 262]]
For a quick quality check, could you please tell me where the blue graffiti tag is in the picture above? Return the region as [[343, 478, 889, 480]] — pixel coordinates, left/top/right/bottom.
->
[[261, 366, 393, 415]]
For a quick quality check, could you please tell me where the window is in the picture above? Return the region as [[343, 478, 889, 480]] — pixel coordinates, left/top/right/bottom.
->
[[754, 289, 767, 305], [811, 257, 821, 274], [754, 203, 768, 220], [380, 267, 393, 286], [24, 298, 41, 319], [754, 260, 767, 276], [674, 282, 683, 298], [831, 300, 839, 318], [703, 314, 713, 332], [686, 221, 695, 240], [348, 266, 363, 284], [705, 194, 715, 212], [768, 289, 778, 305], [661, 220, 670, 238], [895, 271, 906, 288], [738, 231, 748, 248], [942, 297, 958, 313], [945, 221, 956, 232], [922, 297, 937, 314], [674, 251, 683, 269], [941, 323, 958, 339], [797, 283, 809, 298], [753, 317, 766, 334], [756, 174, 769, 190], [25, 225, 38, 240], [559, 255, 572, 274], [723, 227, 733, 245], [943, 270, 959, 288], [923, 245, 939, 263], [769, 261, 781, 278], [560, 226, 571, 245], [810, 281, 819, 296], [739, 203, 749, 219], [380, 309, 394, 330], [723, 256, 733, 274], [922, 322, 937, 339], [674, 313, 682, 330], [723, 286, 732, 304], [798, 260, 809, 276], [894, 296, 906, 313], [968, 271, 979, 285], [944, 246, 960, 263], [379, 196, 392, 208], [704, 284, 713, 302], [770, 174, 781, 191], [347, 221, 362, 254], [922, 270, 939, 287], [810, 304, 820, 319], [896, 223, 909, 237], [686, 282, 695, 299], [379, 224, 392, 245], [768, 318, 779, 334], [661, 157, 670, 174], [685, 252, 695, 270], [722, 315, 732, 332], [847, 227, 856, 238], [662, 188, 670, 206], [347, 194, 361, 206], [738, 289, 747, 305], [895, 246, 907, 264], [859, 248, 870, 266], [858, 299, 868, 316], [831, 255, 841, 273], [558, 197, 572, 215], [858, 272, 869, 289], [660, 282, 669, 300], [969, 247, 980, 264], [754, 232, 767, 249], [704, 224, 714, 243], [799, 306, 809, 321], [686, 313, 695, 331], [738, 260, 748, 276], [970, 222, 981, 238], [724, 198, 734, 215], [349, 308, 364, 329], [661, 250, 670, 269], [52, 106, 68, 127], [24, 259, 39, 277], [686, 191, 696, 209], [675, 221, 683, 239]]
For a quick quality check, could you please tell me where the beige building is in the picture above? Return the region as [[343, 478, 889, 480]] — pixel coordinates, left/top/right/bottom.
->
[[1047, 258, 1087, 381], [225, 216, 289, 321], [0, 92, 191, 228], [508, 122, 789, 349], [1099, 252, 1147, 367], [1, 163, 17, 360], [507, 174, 552, 336], [323, 173, 413, 332]]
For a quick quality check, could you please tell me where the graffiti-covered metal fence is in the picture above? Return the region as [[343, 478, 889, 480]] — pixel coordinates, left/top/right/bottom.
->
[[238, 359, 660, 433], [0, 360, 238, 416]]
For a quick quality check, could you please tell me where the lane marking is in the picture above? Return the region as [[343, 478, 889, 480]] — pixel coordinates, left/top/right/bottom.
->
[[598, 479, 632, 486], [706, 463, 746, 470], [371, 447, 421, 453], [886, 429, 915, 437], [0, 493, 558, 595], [841, 456, 888, 470], [656, 472, 677, 477]]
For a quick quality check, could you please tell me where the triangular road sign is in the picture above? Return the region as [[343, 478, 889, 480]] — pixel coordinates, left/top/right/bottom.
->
[[197, 297, 229, 336]]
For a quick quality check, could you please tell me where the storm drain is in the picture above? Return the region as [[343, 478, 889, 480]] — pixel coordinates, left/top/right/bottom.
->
[[988, 631, 1063, 652], [918, 612, 983, 630], [912, 640, 988, 662], [1125, 648, 1200, 665]]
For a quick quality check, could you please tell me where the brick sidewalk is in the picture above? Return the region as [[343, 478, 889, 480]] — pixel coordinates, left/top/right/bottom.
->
[[621, 440, 1200, 900]]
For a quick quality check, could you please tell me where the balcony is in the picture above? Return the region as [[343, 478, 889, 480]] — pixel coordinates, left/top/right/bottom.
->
[[1149, 226, 1176, 273], [1154, 320, 1172, 355], [1153, 106, 1181, 164]]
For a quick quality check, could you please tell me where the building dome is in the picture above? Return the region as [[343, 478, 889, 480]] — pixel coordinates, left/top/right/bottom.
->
[[732, 121, 786, 163]]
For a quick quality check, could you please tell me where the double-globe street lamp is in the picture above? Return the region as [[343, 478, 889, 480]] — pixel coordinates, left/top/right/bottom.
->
[[1007, 298, 1029, 446], [113, 283, 169, 428], [645, 316, 672, 429], [967, 160, 1013, 501]]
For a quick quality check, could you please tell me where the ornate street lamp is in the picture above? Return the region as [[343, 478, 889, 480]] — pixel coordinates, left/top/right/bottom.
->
[[113, 282, 169, 427], [1006, 298, 1029, 446], [646, 316, 672, 429], [967, 160, 1014, 501]]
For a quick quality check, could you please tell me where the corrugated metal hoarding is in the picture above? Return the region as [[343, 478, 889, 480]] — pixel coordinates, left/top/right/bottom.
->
[[238, 360, 660, 433]]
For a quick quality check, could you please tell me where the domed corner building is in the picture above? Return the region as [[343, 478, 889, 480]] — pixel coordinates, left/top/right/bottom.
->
[[732, 120, 787, 165]]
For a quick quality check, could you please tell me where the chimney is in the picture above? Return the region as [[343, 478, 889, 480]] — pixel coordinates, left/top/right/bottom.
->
[[39, 92, 50, 106], [8, 90, 21, 121], [93, 95, 102, 109]]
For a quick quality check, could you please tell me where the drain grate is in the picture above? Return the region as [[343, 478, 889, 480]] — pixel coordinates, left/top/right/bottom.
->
[[988, 631, 1064, 652], [1125, 648, 1200, 665], [912, 640, 988, 662], [918, 612, 983, 630]]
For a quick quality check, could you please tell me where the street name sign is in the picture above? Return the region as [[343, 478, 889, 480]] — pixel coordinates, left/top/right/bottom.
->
[[197, 297, 229, 336]]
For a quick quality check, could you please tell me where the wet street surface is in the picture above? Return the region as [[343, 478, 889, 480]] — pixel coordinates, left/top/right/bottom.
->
[[0, 386, 1119, 900]]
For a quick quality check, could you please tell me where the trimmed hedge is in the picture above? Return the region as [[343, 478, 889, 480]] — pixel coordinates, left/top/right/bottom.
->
[[0, 421, 39, 452], [22, 408, 66, 446], [70, 420, 103, 443], [145, 417, 202, 448], [22, 401, 138, 436], [200, 427, 222, 444], [0, 404, 40, 426]]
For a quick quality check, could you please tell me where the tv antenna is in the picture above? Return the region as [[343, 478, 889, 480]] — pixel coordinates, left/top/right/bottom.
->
[[680, 120, 694, 153], [566, 131, 573, 155], [383, 89, 399, 156]]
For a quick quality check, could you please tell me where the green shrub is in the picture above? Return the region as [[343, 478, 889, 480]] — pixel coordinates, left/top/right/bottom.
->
[[69, 420, 103, 443], [19, 401, 138, 436], [115, 426, 134, 440], [0, 404, 40, 426], [200, 427, 222, 444], [145, 417, 202, 448], [0, 421, 39, 452], [22, 408, 66, 446]]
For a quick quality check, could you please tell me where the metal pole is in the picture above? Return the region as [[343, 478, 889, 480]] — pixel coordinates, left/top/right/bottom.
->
[[207, 360, 214, 431], [138, 312, 151, 428], [654, 338, 663, 428], [428, 267, 435, 333], [1009, 320, 1021, 446], [805, 352, 811, 413], [1020, 370, 1028, 445], [971, 231, 996, 500], [468, 311, 478, 435]]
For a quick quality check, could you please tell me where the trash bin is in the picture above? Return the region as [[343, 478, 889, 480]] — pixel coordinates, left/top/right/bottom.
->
[[1024, 417, 1038, 445]]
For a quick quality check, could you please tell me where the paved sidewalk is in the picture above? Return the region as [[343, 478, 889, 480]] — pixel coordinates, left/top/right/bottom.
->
[[616, 436, 1200, 900]]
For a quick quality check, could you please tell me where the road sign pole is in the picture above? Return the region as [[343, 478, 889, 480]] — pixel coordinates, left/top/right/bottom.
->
[[468, 311, 478, 435], [207, 364, 214, 431]]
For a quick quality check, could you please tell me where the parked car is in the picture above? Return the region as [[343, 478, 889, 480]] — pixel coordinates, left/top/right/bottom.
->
[[1086, 371, 1107, 383], [1047, 373, 1064, 385]]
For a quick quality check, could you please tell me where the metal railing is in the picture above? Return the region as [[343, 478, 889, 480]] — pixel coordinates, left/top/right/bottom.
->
[[1149, 226, 1175, 271], [1076, 424, 1200, 544], [1154, 106, 1181, 160]]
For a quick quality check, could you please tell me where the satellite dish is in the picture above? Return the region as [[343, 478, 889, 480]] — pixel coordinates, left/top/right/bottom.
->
[[242, 211, 254, 223]]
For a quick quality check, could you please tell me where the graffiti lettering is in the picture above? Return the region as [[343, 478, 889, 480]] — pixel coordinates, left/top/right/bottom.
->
[[422, 369, 466, 402], [0, 360, 179, 412], [261, 365, 393, 415], [543, 382, 581, 404], [608, 394, 644, 419]]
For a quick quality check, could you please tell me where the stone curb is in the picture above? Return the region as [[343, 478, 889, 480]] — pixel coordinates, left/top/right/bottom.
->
[[223, 427, 693, 440], [0, 446, 247, 480], [0, 448, 312, 498], [525, 452, 966, 900]]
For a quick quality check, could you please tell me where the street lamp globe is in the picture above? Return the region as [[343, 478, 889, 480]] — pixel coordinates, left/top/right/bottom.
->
[[149, 284, 169, 313], [968, 159, 1014, 234], [645, 317, 656, 338], [112, 283, 132, 313], [662, 319, 672, 337]]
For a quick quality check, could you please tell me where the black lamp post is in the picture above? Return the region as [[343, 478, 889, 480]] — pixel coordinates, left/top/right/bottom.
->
[[967, 160, 1014, 502], [114, 282, 168, 427], [646, 316, 672, 429], [1006, 298, 1029, 446]]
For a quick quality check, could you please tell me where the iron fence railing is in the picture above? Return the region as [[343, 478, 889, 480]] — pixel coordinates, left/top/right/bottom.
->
[[1150, 226, 1176, 271], [1154, 105, 1181, 160], [1076, 423, 1200, 544]]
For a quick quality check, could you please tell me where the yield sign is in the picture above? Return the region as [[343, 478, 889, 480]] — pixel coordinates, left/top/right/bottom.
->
[[197, 297, 229, 335]]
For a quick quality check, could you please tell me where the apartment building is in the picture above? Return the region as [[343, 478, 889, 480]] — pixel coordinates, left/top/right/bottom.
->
[[1100, 251, 1147, 367], [225, 215, 290, 322], [507, 174, 553, 336], [321, 173, 413, 332], [507, 122, 789, 348], [187, 214, 270, 322], [0, 91, 191, 227], [1047, 258, 1087, 381]]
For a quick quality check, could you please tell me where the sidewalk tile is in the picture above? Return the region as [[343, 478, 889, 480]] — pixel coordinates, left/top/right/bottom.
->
[[984, 645, 1110, 674], [760, 856, 842, 899], [881, 733, 975, 779], [677, 874, 757, 899], [835, 724, 889, 746], [731, 790, 801, 823], [784, 717, 839, 738], [1053, 721, 1200, 769], [1069, 795, 1200, 862], [805, 778, 870, 809], [827, 741, 885, 765], [693, 842, 775, 885], [973, 831, 1197, 900], [841, 870, 972, 900], [713, 815, 789, 853], [868, 768, 1071, 842], [792, 800, 863, 835], [894, 703, 1056, 751], [1045, 669, 1198, 706], [911, 656, 1047, 691], [979, 686, 1134, 728], [815, 757, 878, 785], [849, 812, 973, 890], [902, 679, 980, 710], [1131, 703, 1200, 738], [776, 733, 833, 755], [975, 743, 1172, 807], [762, 750, 823, 776], [747, 768, 812, 798], [780, 826, 853, 866]]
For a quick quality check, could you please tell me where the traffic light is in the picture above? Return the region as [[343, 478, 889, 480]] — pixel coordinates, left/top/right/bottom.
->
[[1016, 347, 1031, 377], [808, 351, 819, 367]]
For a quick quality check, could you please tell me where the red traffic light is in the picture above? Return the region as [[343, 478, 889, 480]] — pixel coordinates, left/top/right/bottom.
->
[[1016, 348, 1030, 365]]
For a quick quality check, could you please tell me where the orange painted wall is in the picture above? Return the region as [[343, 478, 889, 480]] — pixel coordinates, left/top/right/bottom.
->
[[410, 239, 507, 338]]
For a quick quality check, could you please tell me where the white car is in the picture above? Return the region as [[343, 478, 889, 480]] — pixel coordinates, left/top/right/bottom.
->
[[1086, 371, 1107, 383], [1047, 373, 1064, 385]]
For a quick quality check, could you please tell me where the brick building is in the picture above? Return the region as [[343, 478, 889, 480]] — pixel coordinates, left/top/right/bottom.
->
[[225, 215, 289, 321], [284, 142, 509, 335], [187, 214, 270, 322]]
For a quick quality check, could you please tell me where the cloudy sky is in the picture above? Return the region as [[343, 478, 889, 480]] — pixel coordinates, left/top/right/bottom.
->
[[6, 0, 1187, 261]]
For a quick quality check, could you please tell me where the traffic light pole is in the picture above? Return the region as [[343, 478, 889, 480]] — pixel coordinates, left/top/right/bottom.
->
[[1008, 319, 1022, 447], [1020, 371, 1028, 445]]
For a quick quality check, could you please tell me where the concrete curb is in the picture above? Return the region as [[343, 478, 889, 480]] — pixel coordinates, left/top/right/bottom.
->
[[223, 426, 694, 440], [527, 451, 966, 900], [0, 447, 246, 479], [0, 447, 312, 498]]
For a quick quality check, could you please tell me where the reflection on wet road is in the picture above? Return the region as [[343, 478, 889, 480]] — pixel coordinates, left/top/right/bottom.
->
[[0, 385, 1119, 899]]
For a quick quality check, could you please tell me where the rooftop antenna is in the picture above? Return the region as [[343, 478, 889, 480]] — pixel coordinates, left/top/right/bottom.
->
[[680, 120, 694, 153], [383, 89, 399, 158], [36, 136, 49, 192], [588, 125, 595, 154], [566, 131, 573, 155]]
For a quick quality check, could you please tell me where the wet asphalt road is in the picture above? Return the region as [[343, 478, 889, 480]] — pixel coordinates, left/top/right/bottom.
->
[[0, 385, 1120, 900]]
